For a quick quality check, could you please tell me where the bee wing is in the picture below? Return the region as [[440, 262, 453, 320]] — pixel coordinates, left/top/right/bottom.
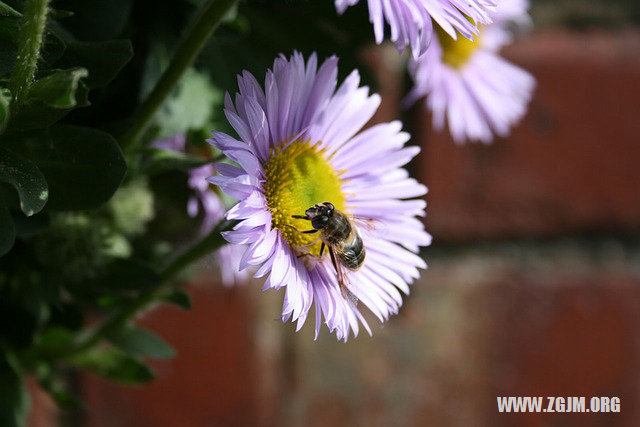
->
[[328, 246, 359, 306], [350, 215, 389, 239]]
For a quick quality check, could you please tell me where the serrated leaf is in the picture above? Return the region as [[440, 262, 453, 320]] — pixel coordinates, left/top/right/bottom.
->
[[0, 148, 48, 216], [29, 67, 89, 109], [4, 125, 126, 210], [0, 198, 15, 256], [54, 40, 132, 89], [0, 353, 29, 427], [68, 348, 154, 385], [108, 326, 176, 359], [164, 289, 192, 310]]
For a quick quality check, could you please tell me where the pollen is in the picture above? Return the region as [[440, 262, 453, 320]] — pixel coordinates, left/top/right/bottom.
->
[[263, 139, 346, 256], [436, 21, 481, 69]]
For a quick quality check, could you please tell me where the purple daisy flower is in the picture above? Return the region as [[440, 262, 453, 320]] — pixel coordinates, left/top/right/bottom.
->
[[406, 0, 535, 143], [335, 0, 496, 59], [152, 134, 249, 286], [208, 52, 431, 341]]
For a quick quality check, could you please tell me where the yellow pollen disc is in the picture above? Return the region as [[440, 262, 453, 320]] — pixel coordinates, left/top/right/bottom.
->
[[435, 21, 481, 69], [263, 139, 346, 257]]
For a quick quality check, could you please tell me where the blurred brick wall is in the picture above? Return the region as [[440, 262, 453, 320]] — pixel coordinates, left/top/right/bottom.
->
[[29, 29, 640, 427], [418, 29, 640, 241], [77, 281, 260, 427], [280, 243, 640, 427]]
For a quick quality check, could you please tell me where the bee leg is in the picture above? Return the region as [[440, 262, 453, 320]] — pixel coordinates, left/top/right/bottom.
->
[[284, 224, 304, 233], [320, 242, 325, 257], [328, 247, 346, 293], [284, 224, 317, 234], [291, 214, 309, 220], [328, 247, 339, 277]]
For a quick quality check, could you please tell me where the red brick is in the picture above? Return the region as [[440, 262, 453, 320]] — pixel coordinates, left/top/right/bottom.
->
[[79, 281, 258, 427], [413, 261, 640, 427], [486, 275, 640, 427], [418, 30, 640, 241]]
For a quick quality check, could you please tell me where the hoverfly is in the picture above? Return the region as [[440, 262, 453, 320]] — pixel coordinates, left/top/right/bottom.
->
[[291, 202, 365, 301]]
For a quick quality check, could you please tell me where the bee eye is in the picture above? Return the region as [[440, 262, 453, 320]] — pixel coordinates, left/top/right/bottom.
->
[[325, 202, 334, 210]]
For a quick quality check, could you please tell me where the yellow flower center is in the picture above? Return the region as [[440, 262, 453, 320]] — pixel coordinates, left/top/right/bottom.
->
[[263, 140, 346, 257], [435, 22, 481, 69]]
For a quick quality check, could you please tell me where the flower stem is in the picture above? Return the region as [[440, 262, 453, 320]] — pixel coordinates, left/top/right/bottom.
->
[[9, 0, 50, 108], [57, 220, 235, 360], [121, 0, 238, 153]]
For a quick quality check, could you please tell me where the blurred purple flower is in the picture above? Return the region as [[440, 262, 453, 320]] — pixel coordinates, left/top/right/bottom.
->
[[208, 52, 431, 341], [152, 134, 248, 286], [406, 0, 535, 143], [335, 0, 496, 59]]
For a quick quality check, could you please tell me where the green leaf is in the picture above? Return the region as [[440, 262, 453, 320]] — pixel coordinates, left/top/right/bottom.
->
[[4, 126, 126, 210], [52, 0, 133, 42], [163, 289, 192, 310], [96, 295, 130, 309], [39, 378, 82, 409], [0, 197, 15, 256], [0, 2, 20, 17], [34, 362, 82, 410], [48, 9, 75, 20], [35, 327, 75, 354], [68, 348, 154, 385], [8, 81, 89, 131], [0, 148, 48, 216], [108, 326, 176, 359], [38, 28, 67, 71], [0, 353, 29, 427], [0, 87, 10, 134], [28, 67, 89, 109], [54, 40, 133, 89]]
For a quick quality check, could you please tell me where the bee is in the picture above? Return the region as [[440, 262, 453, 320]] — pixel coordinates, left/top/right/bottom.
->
[[291, 202, 365, 299]]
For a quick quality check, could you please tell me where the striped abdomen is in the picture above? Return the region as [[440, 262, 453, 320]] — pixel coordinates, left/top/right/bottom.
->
[[320, 209, 366, 271], [336, 231, 366, 271]]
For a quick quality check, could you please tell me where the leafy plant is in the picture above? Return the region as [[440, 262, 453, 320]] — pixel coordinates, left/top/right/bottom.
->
[[0, 0, 379, 423]]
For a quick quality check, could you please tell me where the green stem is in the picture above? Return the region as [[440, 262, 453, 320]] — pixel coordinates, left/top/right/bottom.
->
[[121, 0, 238, 152], [9, 0, 50, 107], [60, 220, 235, 359]]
